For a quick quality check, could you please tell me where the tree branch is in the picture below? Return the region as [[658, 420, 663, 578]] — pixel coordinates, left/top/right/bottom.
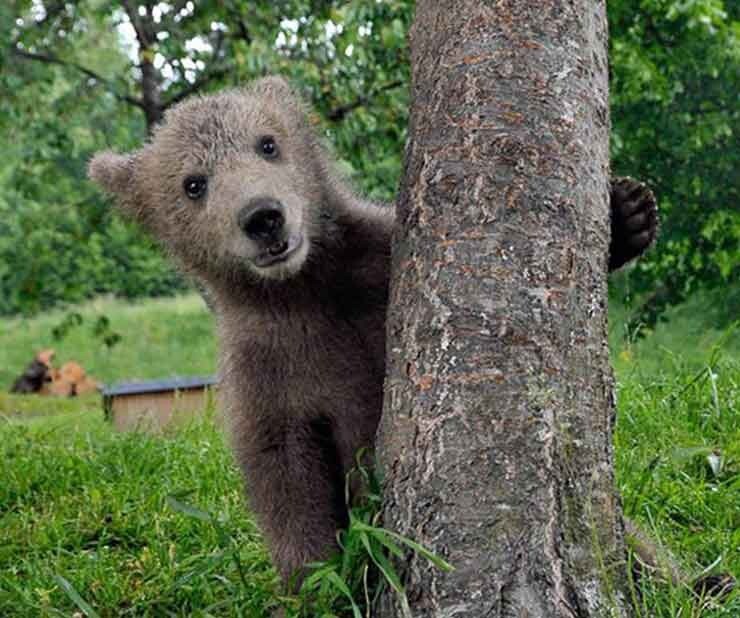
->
[[234, 19, 252, 45], [120, 0, 152, 48], [326, 80, 404, 122], [11, 47, 144, 109], [164, 64, 232, 109], [224, 2, 253, 45]]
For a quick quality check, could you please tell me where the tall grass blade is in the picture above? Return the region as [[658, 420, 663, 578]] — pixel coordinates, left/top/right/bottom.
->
[[166, 495, 213, 522], [53, 574, 101, 618]]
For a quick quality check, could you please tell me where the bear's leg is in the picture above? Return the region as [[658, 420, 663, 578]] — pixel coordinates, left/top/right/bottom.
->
[[245, 416, 348, 590], [609, 177, 659, 271]]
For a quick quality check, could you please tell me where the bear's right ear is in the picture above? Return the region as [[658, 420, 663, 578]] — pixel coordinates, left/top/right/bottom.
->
[[88, 151, 135, 198]]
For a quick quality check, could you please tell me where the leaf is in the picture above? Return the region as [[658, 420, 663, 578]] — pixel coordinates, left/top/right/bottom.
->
[[364, 529, 404, 559], [359, 533, 413, 617], [165, 495, 212, 522], [359, 533, 403, 594], [325, 571, 362, 618], [706, 452, 723, 477], [671, 446, 714, 462], [53, 575, 100, 618], [353, 521, 455, 572], [302, 563, 338, 590], [375, 530, 454, 573], [174, 549, 228, 586]]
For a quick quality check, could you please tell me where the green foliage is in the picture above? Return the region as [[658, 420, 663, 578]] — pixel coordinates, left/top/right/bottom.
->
[[0, 190, 187, 315], [6, 1, 734, 342], [90, 315, 122, 349], [48, 310, 122, 349], [292, 452, 452, 617], [0, 1, 412, 315], [1, 0, 737, 320], [609, 0, 740, 324], [163, 453, 453, 618], [50, 311, 83, 341], [0, 4, 184, 315], [0, 406, 455, 617], [609, 278, 740, 370], [0, 391, 100, 419]]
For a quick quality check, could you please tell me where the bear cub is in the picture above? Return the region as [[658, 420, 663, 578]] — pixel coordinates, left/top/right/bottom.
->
[[89, 76, 658, 585]]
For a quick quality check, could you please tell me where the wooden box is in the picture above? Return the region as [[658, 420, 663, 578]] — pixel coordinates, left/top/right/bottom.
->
[[102, 376, 218, 432]]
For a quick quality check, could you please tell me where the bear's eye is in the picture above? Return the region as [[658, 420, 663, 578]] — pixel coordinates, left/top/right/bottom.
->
[[183, 175, 207, 200], [258, 136, 279, 160]]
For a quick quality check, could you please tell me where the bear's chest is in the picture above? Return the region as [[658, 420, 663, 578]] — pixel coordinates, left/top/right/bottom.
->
[[218, 305, 385, 422]]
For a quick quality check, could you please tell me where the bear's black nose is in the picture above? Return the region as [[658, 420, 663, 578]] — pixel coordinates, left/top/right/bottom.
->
[[239, 198, 285, 242]]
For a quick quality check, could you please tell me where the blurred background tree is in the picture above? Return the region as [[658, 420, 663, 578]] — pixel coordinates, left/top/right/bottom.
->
[[610, 0, 739, 330], [0, 0, 737, 325]]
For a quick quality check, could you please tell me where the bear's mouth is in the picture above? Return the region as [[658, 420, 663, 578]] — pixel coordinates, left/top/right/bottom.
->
[[253, 233, 303, 268]]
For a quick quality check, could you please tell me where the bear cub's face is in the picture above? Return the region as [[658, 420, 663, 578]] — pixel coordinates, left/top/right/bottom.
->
[[89, 78, 324, 282]]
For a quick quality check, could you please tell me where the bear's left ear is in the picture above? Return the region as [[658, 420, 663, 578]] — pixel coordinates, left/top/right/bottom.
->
[[253, 75, 294, 100], [88, 151, 136, 197]]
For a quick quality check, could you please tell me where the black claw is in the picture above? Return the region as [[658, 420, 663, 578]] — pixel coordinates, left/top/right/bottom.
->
[[609, 176, 660, 271], [693, 573, 736, 600], [628, 230, 651, 250], [621, 199, 643, 218], [625, 211, 648, 232], [627, 183, 648, 201]]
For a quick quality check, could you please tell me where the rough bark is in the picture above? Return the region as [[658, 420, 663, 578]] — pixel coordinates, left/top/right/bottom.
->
[[377, 1, 632, 616], [140, 56, 164, 129]]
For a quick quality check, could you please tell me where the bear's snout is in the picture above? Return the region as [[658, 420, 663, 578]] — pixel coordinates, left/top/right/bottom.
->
[[238, 197, 304, 269], [239, 198, 286, 244]]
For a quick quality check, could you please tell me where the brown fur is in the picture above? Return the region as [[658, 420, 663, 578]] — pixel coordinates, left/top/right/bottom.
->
[[89, 76, 658, 586]]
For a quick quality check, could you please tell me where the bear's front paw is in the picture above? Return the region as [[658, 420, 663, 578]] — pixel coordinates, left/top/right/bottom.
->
[[693, 572, 736, 600], [609, 177, 659, 271]]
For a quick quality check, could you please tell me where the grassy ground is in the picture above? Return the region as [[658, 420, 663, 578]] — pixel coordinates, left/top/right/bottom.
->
[[0, 292, 738, 616], [0, 294, 216, 388], [0, 410, 278, 616]]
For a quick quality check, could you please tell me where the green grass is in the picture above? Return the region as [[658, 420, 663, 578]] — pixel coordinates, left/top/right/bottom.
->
[[0, 412, 282, 616], [615, 355, 739, 616], [1, 292, 738, 616], [0, 391, 101, 420], [609, 286, 740, 376]]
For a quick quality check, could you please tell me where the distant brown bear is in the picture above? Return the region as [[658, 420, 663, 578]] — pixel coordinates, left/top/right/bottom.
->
[[89, 76, 657, 586]]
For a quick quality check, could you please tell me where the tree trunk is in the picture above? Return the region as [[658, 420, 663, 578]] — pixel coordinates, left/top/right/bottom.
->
[[140, 55, 164, 131], [121, 0, 164, 132], [377, 1, 632, 616]]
